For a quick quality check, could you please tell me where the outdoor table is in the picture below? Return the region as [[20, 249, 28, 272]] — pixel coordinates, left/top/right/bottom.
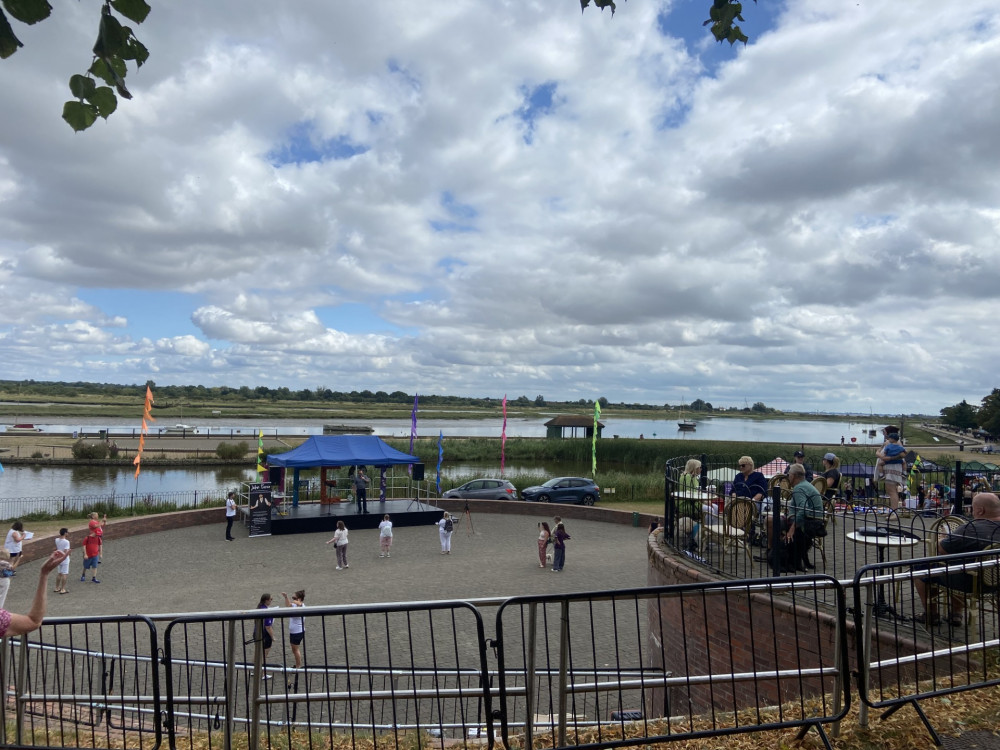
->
[[849, 528, 921, 728], [847, 529, 921, 618]]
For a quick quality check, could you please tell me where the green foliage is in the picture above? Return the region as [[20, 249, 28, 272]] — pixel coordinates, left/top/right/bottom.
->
[[215, 441, 250, 460], [704, 0, 752, 45], [0, 0, 148, 128], [4, 0, 52, 26], [978, 389, 1000, 436], [30, 450, 44, 459], [940, 399, 977, 429], [71, 439, 110, 460]]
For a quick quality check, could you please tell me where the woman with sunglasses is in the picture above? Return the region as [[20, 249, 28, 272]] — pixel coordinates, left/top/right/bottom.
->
[[733, 457, 767, 508]]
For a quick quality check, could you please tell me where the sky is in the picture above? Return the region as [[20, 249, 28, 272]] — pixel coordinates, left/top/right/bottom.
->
[[1, 0, 998, 415]]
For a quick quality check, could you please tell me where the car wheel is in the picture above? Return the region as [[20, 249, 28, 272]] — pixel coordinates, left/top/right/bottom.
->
[[539, 494, 551, 503], [582, 494, 596, 506]]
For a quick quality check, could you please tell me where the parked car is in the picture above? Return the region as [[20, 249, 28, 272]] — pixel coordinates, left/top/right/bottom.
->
[[520, 477, 600, 505], [442, 478, 519, 501]]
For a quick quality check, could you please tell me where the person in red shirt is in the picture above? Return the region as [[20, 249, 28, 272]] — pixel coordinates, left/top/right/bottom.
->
[[81, 523, 103, 584]]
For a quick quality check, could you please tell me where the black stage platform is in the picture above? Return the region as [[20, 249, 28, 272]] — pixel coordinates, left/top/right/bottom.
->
[[239, 499, 443, 536]]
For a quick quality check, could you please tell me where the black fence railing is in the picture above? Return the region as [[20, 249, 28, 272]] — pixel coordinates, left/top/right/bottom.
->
[[0, 489, 232, 520], [0, 576, 855, 750], [2, 564, 998, 749], [852, 548, 1000, 744], [659, 454, 1000, 607]]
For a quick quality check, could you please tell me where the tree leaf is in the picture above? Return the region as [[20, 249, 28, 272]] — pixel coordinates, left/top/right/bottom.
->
[[89, 57, 114, 86], [62, 99, 98, 132], [110, 0, 150, 24], [125, 36, 149, 66], [87, 85, 118, 118], [68, 73, 96, 99], [93, 6, 126, 58], [2, 0, 52, 25], [0, 8, 24, 59]]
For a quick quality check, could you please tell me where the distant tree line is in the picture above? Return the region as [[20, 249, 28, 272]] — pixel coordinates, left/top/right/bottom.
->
[[0, 379, 766, 413], [940, 390, 1000, 436]]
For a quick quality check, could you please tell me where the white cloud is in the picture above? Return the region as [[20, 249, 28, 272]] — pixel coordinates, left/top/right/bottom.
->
[[0, 0, 998, 414]]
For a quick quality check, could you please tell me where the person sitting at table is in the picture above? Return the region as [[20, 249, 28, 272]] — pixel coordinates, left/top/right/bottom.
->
[[914, 492, 1000, 628], [818, 452, 842, 500], [785, 464, 825, 571], [733, 456, 768, 510], [675, 459, 716, 551], [764, 464, 824, 572], [791, 450, 813, 481]]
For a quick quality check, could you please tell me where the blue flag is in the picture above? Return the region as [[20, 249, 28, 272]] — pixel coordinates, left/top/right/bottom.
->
[[436, 430, 443, 495]]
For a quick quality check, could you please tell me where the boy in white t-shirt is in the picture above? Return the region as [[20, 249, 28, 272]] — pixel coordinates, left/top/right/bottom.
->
[[54, 528, 71, 594]]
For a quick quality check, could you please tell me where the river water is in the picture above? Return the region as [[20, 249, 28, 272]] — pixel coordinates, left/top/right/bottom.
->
[[4, 415, 886, 443], [0, 415, 888, 502]]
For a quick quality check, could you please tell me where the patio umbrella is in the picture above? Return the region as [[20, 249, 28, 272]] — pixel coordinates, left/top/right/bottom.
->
[[758, 457, 789, 478], [706, 467, 738, 483]]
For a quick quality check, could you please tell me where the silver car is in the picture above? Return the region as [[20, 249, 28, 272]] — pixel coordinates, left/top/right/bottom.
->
[[442, 479, 519, 501]]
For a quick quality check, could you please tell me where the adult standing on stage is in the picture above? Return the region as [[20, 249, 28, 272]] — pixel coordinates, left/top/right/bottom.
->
[[225, 491, 237, 541], [437, 512, 454, 554], [354, 468, 370, 514]]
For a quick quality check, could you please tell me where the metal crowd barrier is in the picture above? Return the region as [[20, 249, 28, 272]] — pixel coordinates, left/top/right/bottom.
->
[[0, 575, 857, 750], [852, 546, 1000, 744]]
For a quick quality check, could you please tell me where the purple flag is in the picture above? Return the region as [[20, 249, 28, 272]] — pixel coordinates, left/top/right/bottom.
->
[[409, 394, 419, 475]]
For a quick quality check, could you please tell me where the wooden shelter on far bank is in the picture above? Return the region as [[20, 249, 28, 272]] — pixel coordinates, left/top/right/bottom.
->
[[544, 415, 605, 439]]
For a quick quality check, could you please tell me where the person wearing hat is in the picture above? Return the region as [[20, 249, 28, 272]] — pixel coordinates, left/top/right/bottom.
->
[[877, 427, 906, 510], [819, 453, 842, 500], [791, 450, 813, 482]]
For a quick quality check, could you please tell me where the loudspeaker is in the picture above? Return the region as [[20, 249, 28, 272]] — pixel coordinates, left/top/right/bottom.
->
[[412, 463, 425, 481]]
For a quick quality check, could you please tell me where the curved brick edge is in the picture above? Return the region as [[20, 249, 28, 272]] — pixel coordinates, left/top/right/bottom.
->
[[17, 507, 224, 565], [646, 533, 939, 716]]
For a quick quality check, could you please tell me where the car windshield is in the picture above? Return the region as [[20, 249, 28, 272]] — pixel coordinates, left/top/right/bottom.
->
[[541, 478, 562, 487]]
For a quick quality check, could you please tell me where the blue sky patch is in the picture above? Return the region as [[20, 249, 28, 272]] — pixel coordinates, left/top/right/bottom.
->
[[268, 121, 369, 166], [657, 0, 783, 75], [316, 302, 413, 336], [77, 289, 202, 340], [516, 81, 559, 144], [430, 192, 478, 233]]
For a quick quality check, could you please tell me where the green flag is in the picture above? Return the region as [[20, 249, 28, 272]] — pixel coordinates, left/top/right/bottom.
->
[[592, 400, 601, 476]]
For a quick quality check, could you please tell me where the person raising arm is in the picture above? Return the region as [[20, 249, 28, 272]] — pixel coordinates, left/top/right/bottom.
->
[[1, 550, 69, 637]]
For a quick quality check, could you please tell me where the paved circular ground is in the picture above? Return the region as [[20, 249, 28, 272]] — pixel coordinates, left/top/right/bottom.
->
[[5, 512, 652, 617]]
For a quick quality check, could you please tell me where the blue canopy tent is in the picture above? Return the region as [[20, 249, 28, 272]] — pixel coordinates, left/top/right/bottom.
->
[[267, 435, 420, 506]]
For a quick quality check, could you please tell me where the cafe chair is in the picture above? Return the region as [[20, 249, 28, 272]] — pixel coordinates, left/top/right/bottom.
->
[[811, 477, 827, 495], [810, 498, 836, 568], [702, 497, 756, 563], [967, 543, 1000, 641], [925, 515, 967, 558], [768, 474, 790, 493]]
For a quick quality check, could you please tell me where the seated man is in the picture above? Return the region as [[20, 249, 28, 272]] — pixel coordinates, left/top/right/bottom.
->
[[765, 464, 824, 572], [914, 492, 1000, 627]]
